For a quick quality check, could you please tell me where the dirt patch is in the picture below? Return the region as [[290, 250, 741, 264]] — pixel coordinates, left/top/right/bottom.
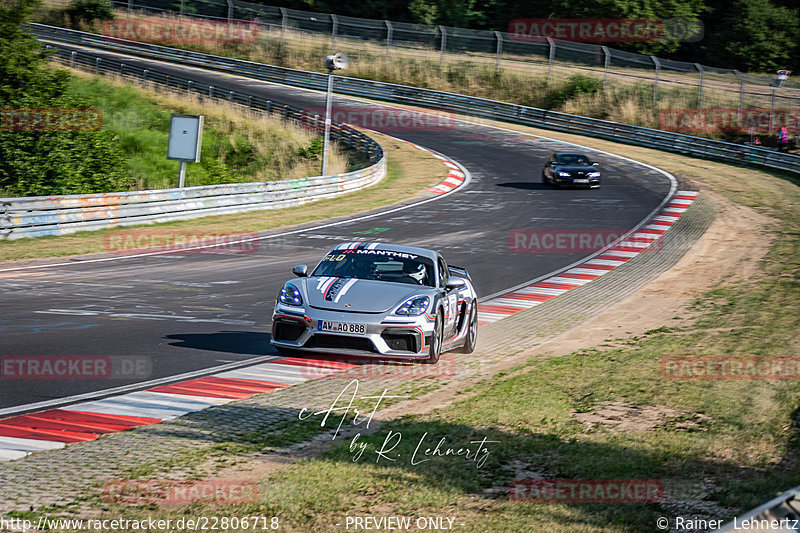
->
[[574, 400, 713, 433]]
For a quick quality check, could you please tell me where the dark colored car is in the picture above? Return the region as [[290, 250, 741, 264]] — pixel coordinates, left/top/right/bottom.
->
[[542, 152, 601, 188]]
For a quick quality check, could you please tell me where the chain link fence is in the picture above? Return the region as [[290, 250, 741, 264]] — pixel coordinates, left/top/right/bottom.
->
[[106, 0, 800, 118]]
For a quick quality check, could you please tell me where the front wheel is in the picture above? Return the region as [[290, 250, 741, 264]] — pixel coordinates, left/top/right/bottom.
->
[[456, 304, 477, 354], [423, 311, 444, 364]]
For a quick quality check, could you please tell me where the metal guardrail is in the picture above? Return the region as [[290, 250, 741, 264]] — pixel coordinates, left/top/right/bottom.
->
[[1, 41, 386, 240], [31, 24, 800, 176]]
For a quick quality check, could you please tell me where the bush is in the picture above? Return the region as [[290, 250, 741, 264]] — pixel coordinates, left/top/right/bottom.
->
[[65, 0, 114, 27], [545, 74, 604, 109]]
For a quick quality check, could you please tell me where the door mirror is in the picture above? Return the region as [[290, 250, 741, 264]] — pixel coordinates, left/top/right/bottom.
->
[[445, 276, 466, 291], [292, 264, 308, 277], [592, 162, 600, 166]]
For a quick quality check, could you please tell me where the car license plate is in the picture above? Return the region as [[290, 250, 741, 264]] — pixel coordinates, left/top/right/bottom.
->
[[318, 320, 367, 334], [574, 178, 589, 183]]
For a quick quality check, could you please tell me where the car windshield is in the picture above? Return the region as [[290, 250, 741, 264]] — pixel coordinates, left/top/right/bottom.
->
[[312, 250, 436, 287], [557, 154, 590, 166]]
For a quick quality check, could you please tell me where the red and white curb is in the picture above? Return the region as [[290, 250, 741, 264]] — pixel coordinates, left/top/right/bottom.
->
[[420, 149, 466, 194], [0, 357, 356, 462], [477, 191, 699, 326]]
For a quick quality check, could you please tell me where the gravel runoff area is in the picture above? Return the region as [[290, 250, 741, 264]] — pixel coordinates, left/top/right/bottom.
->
[[0, 194, 718, 514]]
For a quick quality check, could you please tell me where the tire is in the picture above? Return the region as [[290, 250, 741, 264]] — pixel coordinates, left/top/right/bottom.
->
[[542, 171, 551, 186], [423, 311, 444, 364], [456, 304, 478, 354]]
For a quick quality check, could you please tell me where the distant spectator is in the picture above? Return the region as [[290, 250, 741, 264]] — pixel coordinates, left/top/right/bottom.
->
[[778, 126, 789, 151], [753, 136, 761, 145]]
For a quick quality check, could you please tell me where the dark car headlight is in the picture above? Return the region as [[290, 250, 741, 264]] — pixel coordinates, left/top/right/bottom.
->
[[278, 284, 303, 306], [395, 295, 430, 316], [588, 171, 600, 177], [557, 171, 571, 177]]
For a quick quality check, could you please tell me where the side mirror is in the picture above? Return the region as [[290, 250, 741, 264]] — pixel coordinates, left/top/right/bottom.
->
[[445, 276, 466, 291], [292, 264, 308, 277], [592, 162, 600, 166]]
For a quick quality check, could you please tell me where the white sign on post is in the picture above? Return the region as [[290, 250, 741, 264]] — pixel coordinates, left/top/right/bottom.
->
[[167, 114, 203, 188]]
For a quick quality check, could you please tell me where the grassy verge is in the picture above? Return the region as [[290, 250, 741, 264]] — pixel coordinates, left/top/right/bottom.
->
[[0, 130, 445, 263], [60, 70, 349, 192]]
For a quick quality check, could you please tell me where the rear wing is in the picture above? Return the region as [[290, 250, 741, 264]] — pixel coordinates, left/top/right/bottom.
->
[[448, 265, 471, 280]]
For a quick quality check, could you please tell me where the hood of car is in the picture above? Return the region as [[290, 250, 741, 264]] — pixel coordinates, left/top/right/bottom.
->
[[555, 165, 598, 173], [303, 277, 428, 313]]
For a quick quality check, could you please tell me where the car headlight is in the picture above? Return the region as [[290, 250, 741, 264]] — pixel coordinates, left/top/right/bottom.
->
[[278, 284, 303, 306], [557, 171, 571, 177], [588, 171, 600, 177], [395, 295, 430, 316]]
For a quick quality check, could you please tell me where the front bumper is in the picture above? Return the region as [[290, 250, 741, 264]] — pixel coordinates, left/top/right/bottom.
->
[[271, 305, 434, 359], [554, 175, 601, 188]]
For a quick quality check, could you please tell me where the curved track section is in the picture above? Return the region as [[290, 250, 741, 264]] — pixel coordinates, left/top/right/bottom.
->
[[0, 44, 674, 413]]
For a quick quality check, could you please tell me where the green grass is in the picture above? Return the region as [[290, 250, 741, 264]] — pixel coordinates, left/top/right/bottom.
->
[[55, 72, 351, 192]]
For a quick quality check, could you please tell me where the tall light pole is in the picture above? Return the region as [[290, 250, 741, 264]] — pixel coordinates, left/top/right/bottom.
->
[[322, 52, 348, 176]]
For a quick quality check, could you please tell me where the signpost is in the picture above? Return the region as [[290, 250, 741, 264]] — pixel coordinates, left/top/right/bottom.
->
[[167, 114, 204, 188]]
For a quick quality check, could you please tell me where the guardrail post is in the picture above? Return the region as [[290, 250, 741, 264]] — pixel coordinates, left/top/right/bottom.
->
[[651, 56, 661, 102], [266, 100, 272, 114], [120, 63, 125, 76], [546, 37, 555, 84], [95, 57, 101, 74], [695, 63, 704, 108], [385, 20, 393, 61], [208, 85, 214, 97], [602, 46, 610, 89], [187, 80, 193, 94], [439, 25, 447, 71], [248, 95, 252, 109], [330, 14, 338, 52], [226, 0, 234, 23], [280, 7, 287, 56], [142, 69, 148, 87], [733, 69, 744, 120], [494, 31, 503, 74], [229, 90, 234, 103], [70, 50, 76, 68]]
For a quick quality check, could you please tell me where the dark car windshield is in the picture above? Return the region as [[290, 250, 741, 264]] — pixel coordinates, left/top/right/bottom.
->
[[556, 154, 590, 166], [312, 250, 435, 287]]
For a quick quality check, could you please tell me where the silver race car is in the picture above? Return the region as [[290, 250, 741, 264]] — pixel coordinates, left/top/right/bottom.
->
[[270, 242, 478, 363]]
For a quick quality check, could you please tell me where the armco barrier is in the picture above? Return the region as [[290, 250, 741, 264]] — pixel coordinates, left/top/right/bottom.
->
[[1, 35, 386, 240], [31, 24, 800, 176], [1, 165, 385, 240]]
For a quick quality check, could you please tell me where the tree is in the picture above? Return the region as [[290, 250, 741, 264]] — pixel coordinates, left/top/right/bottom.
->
[[705, 0, 799, 72], [0, 0, 131, 195]]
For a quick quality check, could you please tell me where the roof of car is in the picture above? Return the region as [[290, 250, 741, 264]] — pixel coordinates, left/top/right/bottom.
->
[[328, 242, 438, 260], [554, 151, 590, 157]]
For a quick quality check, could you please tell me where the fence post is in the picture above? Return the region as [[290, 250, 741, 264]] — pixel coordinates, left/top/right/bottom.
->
[[127, 0, 132, 15], [439, 25, 447, 71], [226, 0, 234, 23], [733, 69, 744, 120], [602, 46, 610, 89], [385, 20, 393, 61], [279, 7, 287, 56], [651, 56, 661, 102], [769, 85, 776, 134], [494, 31, 503, 74], [330, 14, 338, 52], [547, 37, 555, 84], [695, 63, 704, 108], [180, 0, 185, 16]]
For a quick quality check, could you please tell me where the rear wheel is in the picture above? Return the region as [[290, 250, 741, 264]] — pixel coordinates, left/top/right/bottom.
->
[[456, 304, 478, 354], [423, 311, 443, 364]]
